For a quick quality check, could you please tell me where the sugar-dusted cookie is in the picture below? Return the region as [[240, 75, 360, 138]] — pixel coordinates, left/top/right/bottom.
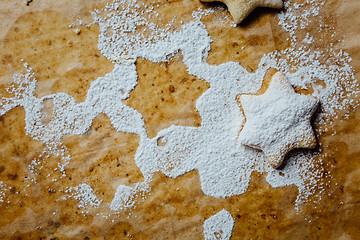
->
[[200, 0, 283, 24], [238, 72, 319, 168]]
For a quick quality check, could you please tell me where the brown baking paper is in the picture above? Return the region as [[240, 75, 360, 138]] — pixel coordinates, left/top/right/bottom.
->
[[0, 0, 359, 239]]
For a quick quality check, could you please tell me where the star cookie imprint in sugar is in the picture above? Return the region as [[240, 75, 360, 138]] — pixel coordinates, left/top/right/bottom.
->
[[200, 0, 283, 24], [238, 72, 319, 168]]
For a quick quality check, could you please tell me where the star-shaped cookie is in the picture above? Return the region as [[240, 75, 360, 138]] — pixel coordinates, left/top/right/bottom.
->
[[238, 72, 319, 168], [201, 0, 283, 24]]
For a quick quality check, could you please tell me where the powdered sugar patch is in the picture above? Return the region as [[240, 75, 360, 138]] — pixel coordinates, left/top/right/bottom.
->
[[0, 0, 358, 222], [203, 209, 234, 240], [0, 181, 9, 204], [64, 184, 102, 210]]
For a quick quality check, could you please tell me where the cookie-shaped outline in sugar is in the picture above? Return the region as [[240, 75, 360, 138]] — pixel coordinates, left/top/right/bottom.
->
[[238, 71, 319, 168], [203, 209, 234, 240], [200, 0, 283, 24]]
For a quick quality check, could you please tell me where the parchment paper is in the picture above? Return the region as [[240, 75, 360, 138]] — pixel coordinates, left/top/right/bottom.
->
[[0, 0, 359, 239]]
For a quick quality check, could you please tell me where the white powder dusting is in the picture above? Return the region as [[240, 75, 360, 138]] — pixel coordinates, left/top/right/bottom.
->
[[64, 184, 102, 210], [0, 181, 9, 203], [203, 209, 234, 240], [110, 181, 150, 211], [0, 62, 145, 180], [89, 0, 358, 210], [0, 0, 358, 227], [279, 0, 324, 35]]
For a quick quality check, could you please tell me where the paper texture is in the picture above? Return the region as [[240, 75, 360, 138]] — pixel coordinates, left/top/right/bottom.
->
[[0, 0, 359, 239]]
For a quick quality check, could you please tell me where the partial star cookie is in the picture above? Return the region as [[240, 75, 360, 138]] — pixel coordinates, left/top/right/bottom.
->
[[200, 0, 283, 24], [238, 72, 319, 168]]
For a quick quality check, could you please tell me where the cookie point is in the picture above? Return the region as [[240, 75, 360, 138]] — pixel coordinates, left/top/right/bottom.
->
[[268, 156, 284, 168]]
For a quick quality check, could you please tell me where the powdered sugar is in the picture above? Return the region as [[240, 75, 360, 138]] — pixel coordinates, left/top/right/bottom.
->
[[0, 0, 358, 229], [110, 181, 150, 211], [0, 181, 9, 203], [64, 183, 102, 209], [203, 209, 234, 240], [84, 0, 359, 211]]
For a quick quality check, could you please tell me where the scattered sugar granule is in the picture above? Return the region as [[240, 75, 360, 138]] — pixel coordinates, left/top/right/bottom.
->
[[74, 28, 81, 35], [65, 184, 102, 209], [0, 181, 8, 203]]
